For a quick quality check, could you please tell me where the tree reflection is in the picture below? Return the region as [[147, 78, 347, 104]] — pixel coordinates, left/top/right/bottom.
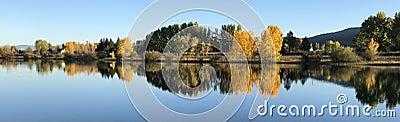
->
[[351, 68, 400, 109], [1, 59, 399, 109]]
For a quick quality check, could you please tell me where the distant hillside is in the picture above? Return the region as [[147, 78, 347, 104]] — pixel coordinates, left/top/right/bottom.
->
[[16, 45, 35, 50], [0, 45, 35, 50], [309, 27, 360, 46]]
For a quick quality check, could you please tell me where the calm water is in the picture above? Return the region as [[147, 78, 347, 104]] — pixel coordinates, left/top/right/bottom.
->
[[0, 60, 399, 121]]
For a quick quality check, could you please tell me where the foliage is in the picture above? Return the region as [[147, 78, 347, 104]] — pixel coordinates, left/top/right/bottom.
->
[[0, 46, 13, 58], [363, 38, 379, 61], [234, 31, 256, 59], [64, 41, 97, 59], [267, 25, 283, 60], [392, 12, 400, 50], [96, 38, 115, 58], [322, 40, 341, 53], [64, 42, 76, 56], [10, 46, 18, 55], [282, 31, 302, 53], [146, 22, 196, 53], [221, 24, 236, 36], [354, 12, 394, 52], [35, 39, 50, 56], [314, 43, 320, 50], [331, 47, 360, 62], [351, 69, 400, 109], [145, 51, 162, 61], [301, 37, 311, 52]]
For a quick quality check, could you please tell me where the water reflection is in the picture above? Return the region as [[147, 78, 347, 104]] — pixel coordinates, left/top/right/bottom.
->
[[0, 59, 399, 109]]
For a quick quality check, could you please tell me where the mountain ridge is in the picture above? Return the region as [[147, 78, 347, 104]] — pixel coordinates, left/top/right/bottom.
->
[[308, 27, 360, 46]]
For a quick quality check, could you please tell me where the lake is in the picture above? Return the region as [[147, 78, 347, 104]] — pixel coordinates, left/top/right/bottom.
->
[[0, 60, 399, 121]]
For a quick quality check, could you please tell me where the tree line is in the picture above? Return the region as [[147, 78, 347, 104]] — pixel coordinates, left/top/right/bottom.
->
[[1, 11, 398, 62], [0, 37, 136, 60]]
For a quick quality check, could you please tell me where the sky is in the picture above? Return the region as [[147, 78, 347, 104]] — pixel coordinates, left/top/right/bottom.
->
[[0, 0, 399, 45]]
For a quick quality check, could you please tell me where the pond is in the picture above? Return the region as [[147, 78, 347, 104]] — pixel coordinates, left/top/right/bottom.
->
[[0, 60, 399, 121]]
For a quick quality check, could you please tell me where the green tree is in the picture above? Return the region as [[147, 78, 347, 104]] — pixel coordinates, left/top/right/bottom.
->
[[96, 38, 115, 58], [354, 12, 394, 52], [222, 24, 236, 36], [324, 40, 335, 53], [35, 39, 50, 56], [392, 12, 400, 50], [283, 31, 297, 53], [315, 43, 320, 50], [301, 37, 311, 52], [334, 41, 341, 51], [236, 25, 243, 32]]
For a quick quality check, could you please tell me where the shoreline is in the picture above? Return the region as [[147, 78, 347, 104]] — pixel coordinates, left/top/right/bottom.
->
[[1, 56, 400, 66]]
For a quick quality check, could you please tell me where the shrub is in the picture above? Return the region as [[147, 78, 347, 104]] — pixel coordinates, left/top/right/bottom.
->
[[145, 51, 162, 61], [362, 50, 378, 61], [331, 47, 360, 62]]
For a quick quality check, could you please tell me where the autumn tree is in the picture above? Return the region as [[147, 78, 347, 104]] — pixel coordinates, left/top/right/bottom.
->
[[115, 38, 125, 58], [234, 31, 256, 59], [116, 37, 135, 58], [0, 46, 12, 58], [363, 38, 380, 61], [64, 42, 76, 56], [10, 46, 18, 55], [83, 41, 96, 55], [267, 25, 283, 60]]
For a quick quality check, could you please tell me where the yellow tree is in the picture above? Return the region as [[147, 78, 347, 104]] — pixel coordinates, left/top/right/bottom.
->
[[10, 46, 18, 55], [363, 38, 380, 61], [122, 38, 134, 57], [368, 38, 379, 54], [64, 42, 76, 55], [266, 25, 283, 60], [116, 38, 126, 57], [234, 31, 255, 59], [116, 37, 135, 58]]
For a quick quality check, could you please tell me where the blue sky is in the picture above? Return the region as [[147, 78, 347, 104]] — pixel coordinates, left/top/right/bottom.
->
[[0, 0, 399, 45]]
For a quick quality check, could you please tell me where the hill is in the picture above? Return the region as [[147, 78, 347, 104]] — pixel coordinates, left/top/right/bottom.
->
[[0, 45, 35, 50], [308, 27, 360, 46]]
